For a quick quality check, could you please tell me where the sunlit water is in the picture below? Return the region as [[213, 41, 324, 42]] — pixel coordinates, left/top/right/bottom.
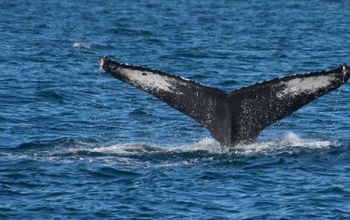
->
[[1, 0, 350, 218]]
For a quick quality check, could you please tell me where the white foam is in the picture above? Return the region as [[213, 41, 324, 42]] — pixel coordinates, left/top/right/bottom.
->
[[72, 42, 92, 49], [5, 133, 339, 166], [232, 132, 338, 156], [56, 133, 337, 157], [63, 138, 220, 155], [277, 75, 335, 98], [169, 138, 224, 153]]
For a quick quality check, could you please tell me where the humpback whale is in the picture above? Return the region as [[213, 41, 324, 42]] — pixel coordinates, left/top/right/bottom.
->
[[99, 56, 350, 146]]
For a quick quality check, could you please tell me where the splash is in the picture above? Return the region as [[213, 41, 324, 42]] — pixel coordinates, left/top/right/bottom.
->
[[52, 138, 221, 156], [2, 133, 341, 166], [232, 132, 339, 156], [51, 133, 338, 158], [72, 42, 92, 49]]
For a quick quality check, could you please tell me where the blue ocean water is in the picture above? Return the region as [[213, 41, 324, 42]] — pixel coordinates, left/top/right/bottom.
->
[[1, 0, 350, 218]]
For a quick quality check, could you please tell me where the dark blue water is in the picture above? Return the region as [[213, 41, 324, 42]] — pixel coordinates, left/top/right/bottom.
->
[[2, 0, 350, 218]]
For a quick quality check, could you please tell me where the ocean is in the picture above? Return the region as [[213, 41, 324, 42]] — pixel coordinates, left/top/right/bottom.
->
[[1, 0, 350, 218]]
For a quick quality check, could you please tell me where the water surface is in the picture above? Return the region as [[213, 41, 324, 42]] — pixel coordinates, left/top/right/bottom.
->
[[1, 0, 350, 218]]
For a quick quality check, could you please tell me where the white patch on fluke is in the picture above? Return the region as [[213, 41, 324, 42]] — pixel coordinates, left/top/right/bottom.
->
[[119, 68, 185, 94], [277, 75, 335, 98]]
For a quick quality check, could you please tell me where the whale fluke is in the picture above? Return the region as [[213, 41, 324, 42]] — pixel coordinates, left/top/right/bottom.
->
[[99, 56, 350, 146]]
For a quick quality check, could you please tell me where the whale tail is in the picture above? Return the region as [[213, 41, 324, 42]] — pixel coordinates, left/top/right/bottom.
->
[[99, 57, 350, 146]]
